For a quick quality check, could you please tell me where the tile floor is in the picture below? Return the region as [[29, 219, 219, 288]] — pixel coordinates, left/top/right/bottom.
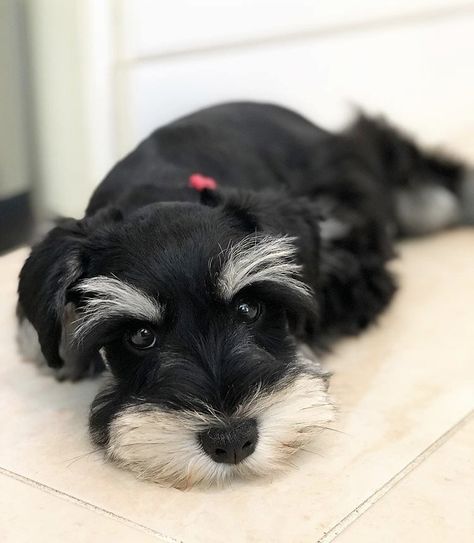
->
[[1, 229, 473, 542]]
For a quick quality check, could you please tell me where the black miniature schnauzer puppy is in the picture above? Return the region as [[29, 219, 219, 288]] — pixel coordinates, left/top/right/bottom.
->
[[17, 102, 473, 488]]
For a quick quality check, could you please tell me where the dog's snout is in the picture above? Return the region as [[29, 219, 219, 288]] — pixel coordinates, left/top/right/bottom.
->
[[198, 419, 258, 464]]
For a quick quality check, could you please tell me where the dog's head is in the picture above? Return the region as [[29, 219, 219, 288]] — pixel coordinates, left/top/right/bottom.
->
[[18, 195, 333, 488]]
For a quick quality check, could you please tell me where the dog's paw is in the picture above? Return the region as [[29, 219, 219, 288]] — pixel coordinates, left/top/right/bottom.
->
[[16, 316, 104, 382], [16, 316, 48, 368], [51, 354, 105, 382]]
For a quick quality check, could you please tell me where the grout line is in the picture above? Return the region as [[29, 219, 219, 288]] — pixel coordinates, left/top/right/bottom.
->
[[317, 409, 474, 542], [0, 467, 184, 543], [115, 2, 474, 66]]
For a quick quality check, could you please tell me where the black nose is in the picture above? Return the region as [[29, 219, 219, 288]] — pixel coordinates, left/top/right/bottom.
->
[[198, 419, 258, 464]]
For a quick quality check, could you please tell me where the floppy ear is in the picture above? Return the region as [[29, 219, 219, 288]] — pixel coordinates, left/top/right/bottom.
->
[[18, 218, 88, 368], [201, 188, 261, 231]]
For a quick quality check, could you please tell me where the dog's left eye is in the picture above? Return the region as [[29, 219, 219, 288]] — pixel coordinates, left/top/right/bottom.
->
[[235, 299, 262, 323], [127, 327, 157, 350]]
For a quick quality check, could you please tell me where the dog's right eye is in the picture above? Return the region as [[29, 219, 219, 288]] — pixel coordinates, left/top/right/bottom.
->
[[127, 327, 157, 350], [235, 299, 262, 323]]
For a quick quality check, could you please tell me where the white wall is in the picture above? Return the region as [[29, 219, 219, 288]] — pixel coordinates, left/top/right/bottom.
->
[[0, 0, 30, 199], [25, 0, 115, 217], [24, 0, 474, 218]]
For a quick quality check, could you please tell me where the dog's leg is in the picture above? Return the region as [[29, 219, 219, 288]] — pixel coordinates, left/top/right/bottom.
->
[[16, 303, 104, 381], [317, 213, 397, 341], [394, 169, 474, 235], [343, 115, 474, 237]]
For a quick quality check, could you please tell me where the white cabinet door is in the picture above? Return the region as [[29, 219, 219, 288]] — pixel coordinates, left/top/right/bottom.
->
[[116, 13, 474, 154], [118, 0, 467, 59]]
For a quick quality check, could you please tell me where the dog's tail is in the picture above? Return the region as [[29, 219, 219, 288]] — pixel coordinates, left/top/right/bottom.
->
[[342, 113, 474, 237]]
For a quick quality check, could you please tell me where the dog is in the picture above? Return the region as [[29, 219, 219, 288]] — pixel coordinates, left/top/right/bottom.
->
[[16, 102, 474, 488]]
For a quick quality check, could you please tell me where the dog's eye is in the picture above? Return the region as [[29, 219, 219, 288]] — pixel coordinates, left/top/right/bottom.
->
[[235, 299, 262, 323], [127, 327, 156, 350]]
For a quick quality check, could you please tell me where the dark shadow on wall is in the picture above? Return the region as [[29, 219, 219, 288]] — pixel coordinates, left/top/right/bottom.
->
[[0, 191, 33, 254]]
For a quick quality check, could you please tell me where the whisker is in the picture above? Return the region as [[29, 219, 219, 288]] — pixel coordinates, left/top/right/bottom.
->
[[117, 442, 163, 447], [300, 448, 325, 458], [65, 448, 102, 467], [280, 456, 298, 470], [314, 425, 347, 435]]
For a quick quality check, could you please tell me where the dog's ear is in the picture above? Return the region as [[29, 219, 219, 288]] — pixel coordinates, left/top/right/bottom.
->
[[18, 218, 89, 368], [201, 188, 322, 244], [200, 188, 268, 231]]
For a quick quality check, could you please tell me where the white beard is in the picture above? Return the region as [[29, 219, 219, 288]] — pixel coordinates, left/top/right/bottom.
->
[[106, 356, 334, 489]]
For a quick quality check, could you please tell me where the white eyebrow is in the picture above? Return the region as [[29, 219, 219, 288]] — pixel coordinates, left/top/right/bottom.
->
[[73, 276, 163, 343], [217, 234, 312, 300]]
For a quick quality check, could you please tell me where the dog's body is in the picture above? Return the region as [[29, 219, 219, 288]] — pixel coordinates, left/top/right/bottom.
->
[[17, 102, 473, 487]]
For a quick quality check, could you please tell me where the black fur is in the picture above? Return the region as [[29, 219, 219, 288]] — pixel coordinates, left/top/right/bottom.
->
[[17, 102, 469, 470]]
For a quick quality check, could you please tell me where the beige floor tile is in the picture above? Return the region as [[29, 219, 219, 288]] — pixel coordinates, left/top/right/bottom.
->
[[1, 230, 473, 543], [331, 412, 474, 543], [0, 472, 166, 543]]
